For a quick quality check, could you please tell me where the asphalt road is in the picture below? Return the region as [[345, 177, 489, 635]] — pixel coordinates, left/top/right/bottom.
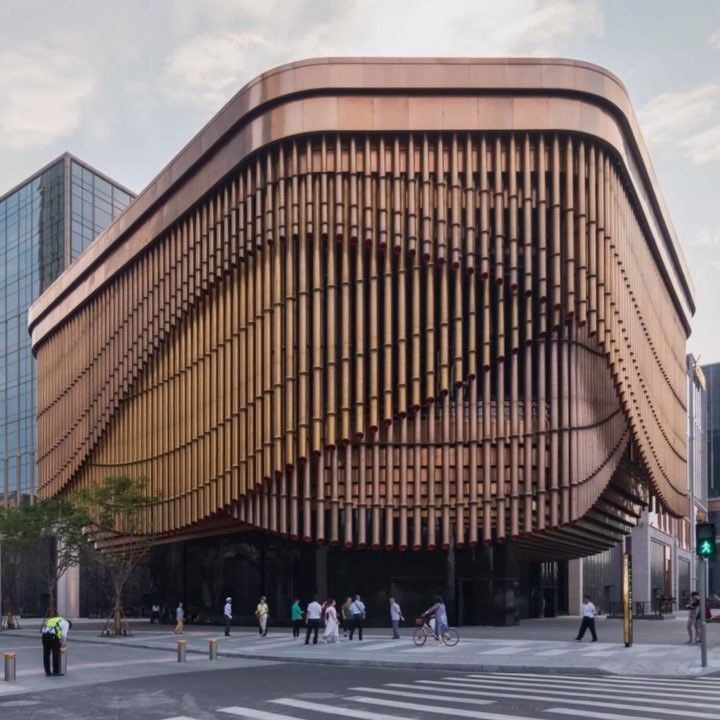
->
[[3, 661, 720, 720]]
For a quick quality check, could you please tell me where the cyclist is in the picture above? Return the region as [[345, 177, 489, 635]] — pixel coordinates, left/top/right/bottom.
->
[[422, 595, 448, 640]]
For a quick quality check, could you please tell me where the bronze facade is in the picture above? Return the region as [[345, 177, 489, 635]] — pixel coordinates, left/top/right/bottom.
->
[[29, 59, 693, 561]]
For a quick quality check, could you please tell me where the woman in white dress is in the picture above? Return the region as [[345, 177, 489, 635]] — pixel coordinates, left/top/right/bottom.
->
[[322, 599, 340, 643]]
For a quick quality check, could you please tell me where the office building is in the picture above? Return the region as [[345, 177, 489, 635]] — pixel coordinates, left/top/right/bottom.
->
[[29, 59, 694, 623], [0, 154, 133, 615]]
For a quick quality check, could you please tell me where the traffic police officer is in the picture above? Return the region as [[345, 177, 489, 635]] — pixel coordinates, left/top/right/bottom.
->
[[41, 614, 70, 676]]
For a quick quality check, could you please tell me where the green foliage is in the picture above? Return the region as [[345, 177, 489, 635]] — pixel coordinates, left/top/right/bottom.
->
[[75, 476, 159, 633], [78, 475, 156, 537], [0, 499, 88, 614]]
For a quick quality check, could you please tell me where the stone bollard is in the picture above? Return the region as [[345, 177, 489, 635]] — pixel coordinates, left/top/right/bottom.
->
[[177, 639, 187, 663], [59, 646, 67, 675], [4, 652, 16, 682], [209, 638, 218, 660]]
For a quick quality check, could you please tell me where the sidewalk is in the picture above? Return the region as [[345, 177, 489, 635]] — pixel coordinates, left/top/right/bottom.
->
[[4, 616, 719, 677]]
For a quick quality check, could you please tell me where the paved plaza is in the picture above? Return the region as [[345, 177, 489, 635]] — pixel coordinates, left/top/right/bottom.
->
[[1, 615, 718, 695]]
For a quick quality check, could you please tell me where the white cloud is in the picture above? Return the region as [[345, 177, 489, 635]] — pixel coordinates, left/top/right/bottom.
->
[[694, 229, 720, 248], [711, 28, 720, 48], [682, 124, 720, 166], [163, 0, 604, 108], [638, 85, 719, 143], [164, 32, 280, 106], [638, 85, 720, 166], [0, 45, 94, 150]]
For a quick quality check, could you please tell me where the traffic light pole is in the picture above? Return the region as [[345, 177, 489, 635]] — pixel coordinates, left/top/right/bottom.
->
[[698, 555, 708, 668]]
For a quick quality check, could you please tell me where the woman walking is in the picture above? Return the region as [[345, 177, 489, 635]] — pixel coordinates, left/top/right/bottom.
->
[[291, 598, 303, 638], [256, 596, 269, 637], [322, 599, 340, 643]]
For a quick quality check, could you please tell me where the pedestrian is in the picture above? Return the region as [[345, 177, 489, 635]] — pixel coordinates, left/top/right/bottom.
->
[[174, 602, 185, 634], [223, 596, 233, 637], [575, 594, 598, 642], [150, 603, 160, 625], [322, 599, 340, 643], [291, 598, 303, 638], [348, 594, 366, 640], [687, 591, 701, 643], [305, 595, 322, 645], [41, 613, 70, 676], [341, 596, 353, 637], [389, 597, 404, 639], [256, 596, 269, 636]]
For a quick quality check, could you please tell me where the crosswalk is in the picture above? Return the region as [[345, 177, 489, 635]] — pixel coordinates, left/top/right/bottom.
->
[[154, 672, 720, 720]]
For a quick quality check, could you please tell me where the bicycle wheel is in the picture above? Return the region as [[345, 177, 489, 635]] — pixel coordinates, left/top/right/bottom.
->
[[441, 628, 459, 647], [412, 627, 427, 646]]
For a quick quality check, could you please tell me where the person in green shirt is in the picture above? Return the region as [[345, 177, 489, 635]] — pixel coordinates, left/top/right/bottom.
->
[[291, 598, 303, 638]]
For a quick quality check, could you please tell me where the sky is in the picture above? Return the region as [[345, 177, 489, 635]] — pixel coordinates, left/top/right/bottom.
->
[[1, 0, 718, 362]]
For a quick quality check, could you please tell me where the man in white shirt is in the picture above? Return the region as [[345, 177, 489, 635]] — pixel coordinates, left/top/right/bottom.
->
[[348, 594, 366, 641], [305, 596, 323, 645], [389, 597, 404, 639], [575, 594, 598, 642], [223, 597, 232, 636]]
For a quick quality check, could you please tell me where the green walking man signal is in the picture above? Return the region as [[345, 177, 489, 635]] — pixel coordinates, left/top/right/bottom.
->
[[696, 522, 716, 558]]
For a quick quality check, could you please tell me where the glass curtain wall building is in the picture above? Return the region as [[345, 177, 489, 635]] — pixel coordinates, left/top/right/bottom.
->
[[1, 154, 134, 504], [703, 361, 720, 594]]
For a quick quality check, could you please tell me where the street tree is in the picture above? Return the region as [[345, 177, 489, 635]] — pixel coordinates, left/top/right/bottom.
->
[[0, 499, 87, 626], [0, 503, 35, 629], [77, 475, 158, 635]]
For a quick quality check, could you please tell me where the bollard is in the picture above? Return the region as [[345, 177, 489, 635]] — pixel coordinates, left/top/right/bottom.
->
[[59, 646, 67, 676], [4, 652, 16, 682], [177, 639, 187, 663], [209, 638, 218, 660]]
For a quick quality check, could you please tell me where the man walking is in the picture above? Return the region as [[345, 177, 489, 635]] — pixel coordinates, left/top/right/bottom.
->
[[305, 596, 322, 645], [174, 602, 185, 634], [223, 597, 232, 636], [575, 594, 598, 642], [41, 614, 70, 676], [389, 597, 404, 639], [348, 594, 366, 640]]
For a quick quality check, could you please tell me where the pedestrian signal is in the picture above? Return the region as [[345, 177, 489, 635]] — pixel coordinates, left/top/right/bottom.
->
[[696, 523, 716, 558]]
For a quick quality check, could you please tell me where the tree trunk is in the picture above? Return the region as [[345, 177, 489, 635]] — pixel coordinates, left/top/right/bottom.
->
[[113, 603, 123, 635], [47, 583, 56, 618]]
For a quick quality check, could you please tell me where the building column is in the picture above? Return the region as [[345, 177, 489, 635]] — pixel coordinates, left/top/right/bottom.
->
[[631, 517, 651, 610], [56, 564, 80, 619], [567, 558, 583, 615]]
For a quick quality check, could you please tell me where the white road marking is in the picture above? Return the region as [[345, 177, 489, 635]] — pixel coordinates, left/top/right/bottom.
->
[[349, 687, 493, 705], [357, 640, 408, 652], [450, 676, 720, 701], [219, 708, 307, 720], [409, 680, 720, 717], [272, 697, 416, 720], [348, 696, 540, 719], [547, 709, 668, 720], [475, 645, 533, 655]]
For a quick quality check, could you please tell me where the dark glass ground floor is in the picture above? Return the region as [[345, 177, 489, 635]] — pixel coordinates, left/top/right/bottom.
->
[[119, 530, 568, 627]]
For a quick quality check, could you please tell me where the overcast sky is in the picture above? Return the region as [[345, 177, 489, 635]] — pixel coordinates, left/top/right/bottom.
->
[[1, 0, 718, 362]]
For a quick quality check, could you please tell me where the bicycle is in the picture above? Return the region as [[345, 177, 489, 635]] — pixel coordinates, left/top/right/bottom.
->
[[412, 617, 459, 647]]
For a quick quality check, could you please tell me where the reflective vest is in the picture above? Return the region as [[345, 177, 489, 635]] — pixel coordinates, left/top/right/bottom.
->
[[42, 616, 62, 639]]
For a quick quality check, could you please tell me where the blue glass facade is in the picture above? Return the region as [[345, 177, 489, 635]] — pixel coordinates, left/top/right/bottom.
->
[[0, 155, 133, 502]]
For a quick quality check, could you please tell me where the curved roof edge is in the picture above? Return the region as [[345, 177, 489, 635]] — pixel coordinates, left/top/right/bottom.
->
[[28, 57, 694, 345]]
